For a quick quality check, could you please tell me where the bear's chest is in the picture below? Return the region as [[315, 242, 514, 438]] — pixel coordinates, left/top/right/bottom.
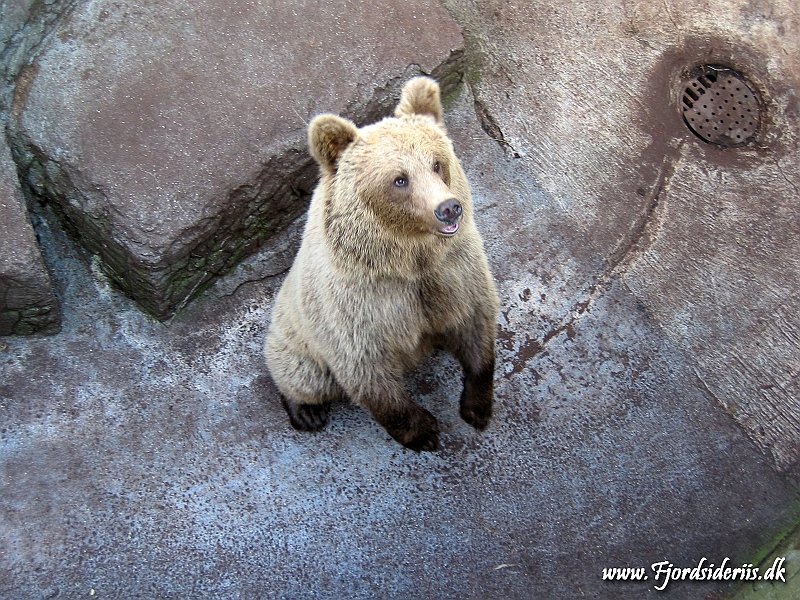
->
[[418, 270, 470, 333]]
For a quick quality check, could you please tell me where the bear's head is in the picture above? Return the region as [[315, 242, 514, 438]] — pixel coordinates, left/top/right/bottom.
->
[[308, 77, 471, 247]]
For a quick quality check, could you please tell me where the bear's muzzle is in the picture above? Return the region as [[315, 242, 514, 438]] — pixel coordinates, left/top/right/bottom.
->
[[434, 198, 462, 235]]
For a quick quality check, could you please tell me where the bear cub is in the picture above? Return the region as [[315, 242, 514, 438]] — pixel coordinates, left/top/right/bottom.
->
[[264, 77, 499, 451]]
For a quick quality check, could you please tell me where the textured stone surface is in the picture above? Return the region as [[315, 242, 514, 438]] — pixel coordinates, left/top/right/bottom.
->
[[0, 90, 797, 599], [8, 0, 464, 319], [0, 0, 34, 52], [1, 0, 799, 597], [0, 0, 77, 110], [0, 138, 59, 335], [444, 0, 800, 478]]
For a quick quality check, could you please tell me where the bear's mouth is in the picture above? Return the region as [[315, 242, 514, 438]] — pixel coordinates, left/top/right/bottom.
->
[[437, 222, 460, 236]]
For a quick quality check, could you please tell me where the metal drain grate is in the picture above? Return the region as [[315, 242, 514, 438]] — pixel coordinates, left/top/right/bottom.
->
[[681, 66, 761, 147]]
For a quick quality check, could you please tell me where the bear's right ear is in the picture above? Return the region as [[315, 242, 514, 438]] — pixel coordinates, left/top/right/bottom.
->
[[309, 114, 358, 172], [394, 76, 444, 125]]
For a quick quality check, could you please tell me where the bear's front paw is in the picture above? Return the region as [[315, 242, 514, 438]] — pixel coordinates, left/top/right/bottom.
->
[[460, 400, 492, 431], [387, 406, 441, 452], [460, 368, 494, 431], [282, 397, 331, 432]]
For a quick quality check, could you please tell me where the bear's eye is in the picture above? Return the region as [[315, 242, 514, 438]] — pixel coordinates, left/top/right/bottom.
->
[[393, 176, 408, 188], [433, 161, 441, 174]]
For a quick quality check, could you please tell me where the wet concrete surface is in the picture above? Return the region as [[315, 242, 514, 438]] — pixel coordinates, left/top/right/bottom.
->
[[2, 88, 799, 599]]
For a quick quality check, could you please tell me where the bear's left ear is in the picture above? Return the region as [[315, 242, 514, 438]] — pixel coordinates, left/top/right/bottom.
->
[[309, 114, 359, 173], [394, 76, 444, 125]]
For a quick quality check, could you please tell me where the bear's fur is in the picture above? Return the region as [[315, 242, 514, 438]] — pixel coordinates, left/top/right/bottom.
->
[[264, 77, 499, 451]]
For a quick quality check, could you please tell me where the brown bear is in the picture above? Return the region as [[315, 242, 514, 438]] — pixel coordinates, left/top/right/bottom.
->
[[264, 77, 499, 451]]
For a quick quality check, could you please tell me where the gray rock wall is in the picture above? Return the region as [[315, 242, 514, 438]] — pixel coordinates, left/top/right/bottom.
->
[[6, 0, 465, 320], [0, 0, 78, 109], [0, 137, 59, 334], [1, 0, 74, 335]]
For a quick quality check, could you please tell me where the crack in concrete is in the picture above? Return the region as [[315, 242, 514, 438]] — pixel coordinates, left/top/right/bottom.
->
[[218, 265, 292, 300], [473, 94, 521, 158], [504, 148, 683, 376], [469, 95, 687, 379], [775, 158, 800, 198], [693, 367, 732, 412], [606, 146, 683, 274]]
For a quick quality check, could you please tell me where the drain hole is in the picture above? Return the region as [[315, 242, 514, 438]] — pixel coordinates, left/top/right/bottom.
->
[[698, 75, 714, 87], [680, 65, 762, 147]]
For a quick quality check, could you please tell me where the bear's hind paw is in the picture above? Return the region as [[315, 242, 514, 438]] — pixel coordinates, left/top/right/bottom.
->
[[408, 431, 441, 452], [389, 408, 441, 452], [282, 397, 331, 432]]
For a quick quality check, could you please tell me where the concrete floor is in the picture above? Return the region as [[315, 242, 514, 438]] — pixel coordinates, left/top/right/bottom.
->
[[1, 86, 798, 599]]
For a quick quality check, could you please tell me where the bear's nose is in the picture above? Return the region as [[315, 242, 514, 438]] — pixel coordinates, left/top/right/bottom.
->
[[434, 198, 462, 224]]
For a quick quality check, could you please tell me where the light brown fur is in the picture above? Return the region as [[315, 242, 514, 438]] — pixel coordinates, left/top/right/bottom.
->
[[264, 77, 499, 451]]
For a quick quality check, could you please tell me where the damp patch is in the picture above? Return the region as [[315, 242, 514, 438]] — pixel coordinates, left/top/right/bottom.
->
[[681, 66, 761, 148]]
